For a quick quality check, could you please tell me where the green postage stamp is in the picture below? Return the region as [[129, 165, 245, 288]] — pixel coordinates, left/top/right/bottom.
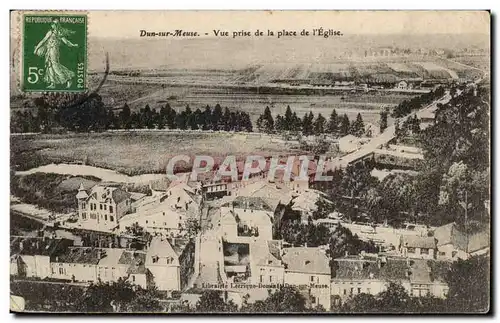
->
[[22, 14, 87, 92]]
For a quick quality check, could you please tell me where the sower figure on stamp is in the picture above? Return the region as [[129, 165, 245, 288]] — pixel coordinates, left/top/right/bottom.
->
[[34, 19, 78, 89]]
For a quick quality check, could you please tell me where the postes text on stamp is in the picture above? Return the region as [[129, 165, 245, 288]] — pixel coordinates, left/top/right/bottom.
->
[[22, 14, 87, 92]]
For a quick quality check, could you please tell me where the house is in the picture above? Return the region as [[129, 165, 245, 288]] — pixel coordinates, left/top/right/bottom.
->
[[145, 236, 195, 291], [397, 80, 408, 90], [118, 182, 201, 236], [282, 247, 331, 311], [76, 183, 131, 232], [433, 222, 490, 260], [10, 236, 73, 279], [399, 236, 437, 259], [118, 250, 150, 288], [331, 254, 449, 306], [248, 240, 285, 285], [50, 247, 102, 282], [118, 206, 188, 236], [220, 196, 274, 242]]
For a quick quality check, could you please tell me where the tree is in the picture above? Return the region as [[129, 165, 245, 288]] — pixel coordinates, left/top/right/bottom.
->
[[275, 115, 286, 132], [284, 105, 293, 131], [301, 112, 314, 136], [327, 109, 339, 134], [313, 113, 326, 135], [194, 290, 238, 313], [379, 109, 388, 133], [341, 293, 378, 313], [350, 113, 365, 137], [164, 103, 176, 129], [377, 282, 411, 312], [242, 286, 312, 312], [212, 104, 223, 131], [339, 114, 350, 136], [257, 106, 274, 134], [445, 255, 490, 313]]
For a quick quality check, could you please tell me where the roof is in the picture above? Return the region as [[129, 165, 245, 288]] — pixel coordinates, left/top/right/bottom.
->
[[401, 236, 436, 249], [433, 222, 489, 253], [222, 196, 273, 212], [146, 237, 179, 265], [87, 185, 130, 204], [55, 247, 102, 265], [10, 237, 73, 257], [119, 250, 147, 274], [221, 208, 272, 228], [250, 240, 283, 268], [97, 248, 125, 267], [282, 247, 330, 275], [334, 255, 448, 283]]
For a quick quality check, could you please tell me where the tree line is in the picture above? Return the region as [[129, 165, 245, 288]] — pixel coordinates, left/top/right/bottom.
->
[[391, 86, 445, 118], [256, 105, 366, 137], [10, 94, 253, 133]]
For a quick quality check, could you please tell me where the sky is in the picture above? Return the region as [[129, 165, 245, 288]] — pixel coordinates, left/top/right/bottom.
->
[[87, 11, 490, 39]]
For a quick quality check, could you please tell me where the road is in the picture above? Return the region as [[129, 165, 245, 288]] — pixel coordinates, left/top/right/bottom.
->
[[191, 208, 224, 288], [333, 91, 452, 168]]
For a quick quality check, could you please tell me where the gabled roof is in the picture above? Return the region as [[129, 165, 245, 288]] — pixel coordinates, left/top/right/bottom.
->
[[433, 222, 489, 253], [10, 236, 73, 257], [282, 247, 330, 275], [401, 235, 436, 249], [55, 247, 101, 265], [334, 255, 448, 284], [250, 240, 283, 268], [222, 196, 273, 212]]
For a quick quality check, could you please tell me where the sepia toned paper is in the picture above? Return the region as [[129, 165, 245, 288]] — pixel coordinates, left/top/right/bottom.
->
[[9, 10, 490, 314]]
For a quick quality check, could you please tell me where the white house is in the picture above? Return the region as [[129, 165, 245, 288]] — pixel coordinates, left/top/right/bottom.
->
[[145, 236, 182, 291], [331, 254, 449, 306], [76, 183, 131, 232], [282, 247, 332, 311], [399, 236, 437, 260], [397, 80, 408, 90], [433, 222, 490, 260], [248, 240, 285, 285], [10, 237, 73, 279], [220, 196, 274, 242]]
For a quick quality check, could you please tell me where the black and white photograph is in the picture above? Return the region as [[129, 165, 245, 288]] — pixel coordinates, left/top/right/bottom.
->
[[8, 10, 491, 314]]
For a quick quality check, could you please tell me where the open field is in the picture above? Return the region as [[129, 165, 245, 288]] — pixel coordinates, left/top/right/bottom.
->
[[11, 132, 305, 175]]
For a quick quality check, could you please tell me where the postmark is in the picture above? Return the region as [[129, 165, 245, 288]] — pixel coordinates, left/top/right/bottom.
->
[[22, 14, 87, 92]]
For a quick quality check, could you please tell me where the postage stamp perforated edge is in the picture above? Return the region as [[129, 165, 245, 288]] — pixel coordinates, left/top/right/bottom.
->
[[12, 10, 89, 94]]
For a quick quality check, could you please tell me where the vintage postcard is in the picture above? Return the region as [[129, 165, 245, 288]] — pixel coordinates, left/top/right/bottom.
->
[[9, 10, 490, 314]]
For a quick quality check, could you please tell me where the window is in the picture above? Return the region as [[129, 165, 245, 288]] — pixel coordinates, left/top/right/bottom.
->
[[104, 214, 108, 221], [260, 275, 264, 283], [82, 213, 87, 220], [439, 251, 446, 256], [110, 216, 114, 222], [343, 289, 347, 295], [269, 275, 274, 283], [152, 256, 159, 263], [407, 247, 416, 253], [146, 220, 148, 224], [421, 248, 429, 255], [59, 267, 64, 275], [110, 206, 113, 213], [104, 205, 107, 210], [350, 288, 354, 295], [51, 267, 55, 274], [100, 204, 103, 210], [132, 275, 135, 282], [357, 288, 361, 294], [90, 213, 97, 219], [452, 251, 458, 258], [310, 276, 315, 282]]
